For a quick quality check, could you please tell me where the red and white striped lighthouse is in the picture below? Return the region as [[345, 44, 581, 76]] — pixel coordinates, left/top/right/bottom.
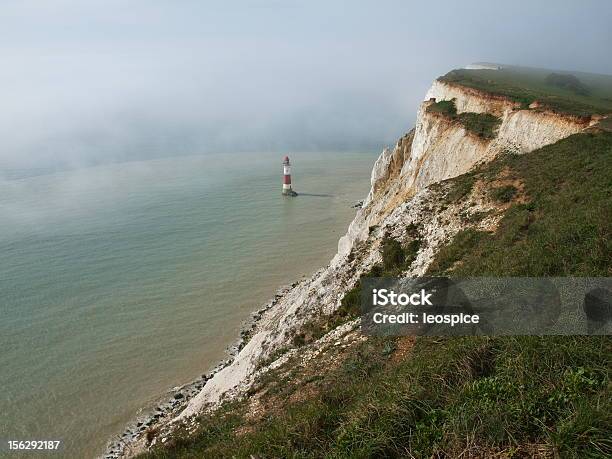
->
[[282, 155, 297, 196]]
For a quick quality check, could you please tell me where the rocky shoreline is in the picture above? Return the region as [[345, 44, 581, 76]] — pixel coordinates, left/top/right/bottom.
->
[[102, 283, 296, 459]]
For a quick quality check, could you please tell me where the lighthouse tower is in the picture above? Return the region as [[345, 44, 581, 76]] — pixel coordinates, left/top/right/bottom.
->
[[282, 155, 297, 196]]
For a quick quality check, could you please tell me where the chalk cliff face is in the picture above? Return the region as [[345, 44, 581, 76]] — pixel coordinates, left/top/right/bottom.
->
[[113, 76, 593, 457], [425, 80, 589, 152], [179, 79, 590, 418], [179, 81, 588, 419], [183, 80, 591, 414], [337, 80, 589, 258]]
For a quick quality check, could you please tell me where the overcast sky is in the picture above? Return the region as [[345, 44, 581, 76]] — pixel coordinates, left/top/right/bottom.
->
[[1, 0, 611, 168]]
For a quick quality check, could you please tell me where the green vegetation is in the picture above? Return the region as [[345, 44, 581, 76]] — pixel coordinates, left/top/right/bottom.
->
[[440, 65, 612, 116], [283, 243, 410, 346], [336, 282, 362, 318], [142, 132, 612, 459], [337, 232, 423, 319], [381, 237, 405, 271], [445, 172, 476, 202], [143, 334, 611, 458], [426, 99, 457, 116], [427, 99, 501, 139], [456, 112, 502, 139], [427, 228, 485, 274], [490, 184, 518, 203], [429, 132, 612, 276], [546, 73, 590, 96], [377, 234, 422, 276], [381, 234, 420, 274]]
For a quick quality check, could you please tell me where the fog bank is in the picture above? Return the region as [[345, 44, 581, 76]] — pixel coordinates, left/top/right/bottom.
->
[[1, 0, 611, 169]]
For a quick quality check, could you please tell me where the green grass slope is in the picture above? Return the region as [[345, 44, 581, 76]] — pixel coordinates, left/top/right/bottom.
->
[[428, 131, 612, 276], [440, 65, 612, 116], [141, 132, 611, 458]]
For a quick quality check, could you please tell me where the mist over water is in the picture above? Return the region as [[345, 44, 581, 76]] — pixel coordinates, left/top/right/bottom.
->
[[2, 1, 611, 170], [0, 151, 375, 457]]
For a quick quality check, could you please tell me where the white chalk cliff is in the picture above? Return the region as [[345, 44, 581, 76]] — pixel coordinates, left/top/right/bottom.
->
[[173, 78, 591, 423]]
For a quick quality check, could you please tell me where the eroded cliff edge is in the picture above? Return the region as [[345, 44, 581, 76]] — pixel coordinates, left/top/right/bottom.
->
[[109, 75, 603, 458]]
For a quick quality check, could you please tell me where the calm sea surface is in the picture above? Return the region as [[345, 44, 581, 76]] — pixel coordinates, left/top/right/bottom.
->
[[0, 151, 376, 457]]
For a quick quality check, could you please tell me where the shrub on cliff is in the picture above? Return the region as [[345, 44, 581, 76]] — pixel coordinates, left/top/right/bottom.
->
[[456, 112, 501, 139], [490, 184, 518, 203], [426, 99, 457, 116], [381, 236, 405, 271], [545, 72, 590, 96], [427, 99, 501, 139]]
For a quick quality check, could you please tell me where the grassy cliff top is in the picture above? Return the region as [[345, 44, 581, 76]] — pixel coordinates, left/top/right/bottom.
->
[[440, 65, 612, 117]]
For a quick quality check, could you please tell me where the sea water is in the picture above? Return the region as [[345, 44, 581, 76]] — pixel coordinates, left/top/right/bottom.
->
[[0, 151, 376, 457]]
